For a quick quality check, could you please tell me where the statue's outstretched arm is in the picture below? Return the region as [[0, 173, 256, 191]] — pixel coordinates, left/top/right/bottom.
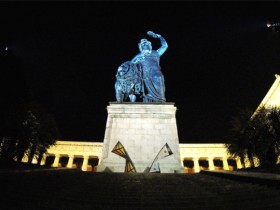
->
[[147, 31, 168, 56]]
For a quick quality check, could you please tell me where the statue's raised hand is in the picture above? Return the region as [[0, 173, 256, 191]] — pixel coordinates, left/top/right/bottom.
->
[[147, 31, 161, 38]]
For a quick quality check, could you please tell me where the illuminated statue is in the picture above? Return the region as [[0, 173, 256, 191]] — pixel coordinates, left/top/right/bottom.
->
[[131, 31, 168, 103], [115, 61, 142, 102], [115, 31, 168, 103]]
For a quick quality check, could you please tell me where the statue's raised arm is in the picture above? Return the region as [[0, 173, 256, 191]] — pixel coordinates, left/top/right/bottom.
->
[[147, 31, 168, 56]]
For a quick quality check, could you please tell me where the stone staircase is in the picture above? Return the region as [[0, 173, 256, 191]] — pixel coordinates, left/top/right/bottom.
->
[[1, 170, 280, 209]]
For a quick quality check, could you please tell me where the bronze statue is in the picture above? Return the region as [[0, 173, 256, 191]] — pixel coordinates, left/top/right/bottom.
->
[[115, 31, 168, 103]]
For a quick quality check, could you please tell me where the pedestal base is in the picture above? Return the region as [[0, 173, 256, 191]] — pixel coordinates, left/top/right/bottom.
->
[[97, 102, 184, 173]]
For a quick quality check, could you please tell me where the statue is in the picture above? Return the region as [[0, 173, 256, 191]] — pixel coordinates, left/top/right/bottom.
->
[[115, 31, 168, 103]]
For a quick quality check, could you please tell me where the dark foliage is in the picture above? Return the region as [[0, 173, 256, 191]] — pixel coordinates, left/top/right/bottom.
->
[[225, 106, 280, 167], [0, 49, 60, 164]]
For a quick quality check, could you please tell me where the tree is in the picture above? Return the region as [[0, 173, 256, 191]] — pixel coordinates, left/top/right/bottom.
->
[[252, 106, 280, 166], [0, 46, 28, 162], [0, 101, 26, 162], [0, 48, 59, 164], [269, 107, 280, 162], [0, 97, 59, 164], [19, 100, 59, 164], [225, 108, 256, 168], [36, 113, 59, 165], [226, 106, 280, 168], [23, 110, 40, 164]]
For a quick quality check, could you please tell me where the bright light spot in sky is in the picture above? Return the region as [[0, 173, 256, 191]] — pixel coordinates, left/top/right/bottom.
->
[[266, 21, 280, 28], [5, 47, 8, 51]]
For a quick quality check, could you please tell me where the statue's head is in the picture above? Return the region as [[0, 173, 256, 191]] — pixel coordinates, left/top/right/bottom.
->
[[138, 39, 152, 53], [116, 61, 130, 77]]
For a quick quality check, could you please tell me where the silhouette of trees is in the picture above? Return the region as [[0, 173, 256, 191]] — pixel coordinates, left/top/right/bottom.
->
[[0, 47, 28, 162], [226, 106, 280, 167], [252, 106, 280, 166], [19, 101, 59, 164], [0, 47, 59, 165], [225, 108, 255, 168], [0, 95, 60, 164]]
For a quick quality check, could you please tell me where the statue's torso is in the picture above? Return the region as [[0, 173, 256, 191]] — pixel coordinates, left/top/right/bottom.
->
[[139, 51, 162, 78]]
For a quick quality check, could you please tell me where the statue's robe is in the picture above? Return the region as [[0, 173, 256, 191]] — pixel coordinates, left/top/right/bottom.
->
[[137, 51, 166, 102]]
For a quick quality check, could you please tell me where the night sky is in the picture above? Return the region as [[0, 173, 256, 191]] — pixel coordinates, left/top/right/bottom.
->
[[1, 1, 280, 143]]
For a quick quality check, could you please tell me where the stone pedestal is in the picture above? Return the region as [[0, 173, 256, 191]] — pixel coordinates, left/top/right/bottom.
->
[[97, 102, 184, 173]]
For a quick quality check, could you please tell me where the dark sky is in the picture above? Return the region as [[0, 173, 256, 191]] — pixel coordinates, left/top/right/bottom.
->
[[1, 1, 280, 143]]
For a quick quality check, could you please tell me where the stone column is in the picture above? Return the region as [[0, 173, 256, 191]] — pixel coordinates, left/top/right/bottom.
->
[[94, 157, 101, 172], [181, 158, 185, 167], [236, 158, 242, 169], [193, 158, 200, 173], [222, 157, 229, 170], [53, 154, 60, 167], [82, 156, 89, 171], [67, 155, 74, 168], [40, 154, 47, 166], [208, 158, 215, 171]]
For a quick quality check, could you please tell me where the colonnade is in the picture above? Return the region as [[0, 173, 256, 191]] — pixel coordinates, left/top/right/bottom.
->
[[180, 156, 242, 173], [42, 153, 242, 173], [179, 143, 245, 173], [41, 153, 99, 171], [43, 141, 103, 171], [40, 141, 245, 173]]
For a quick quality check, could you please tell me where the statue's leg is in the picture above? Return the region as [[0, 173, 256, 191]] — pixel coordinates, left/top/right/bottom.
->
[[115, 82, 124, 102], [116, 89, 124, 102], [116, 92, 121, 102], [121, 93, 126, 102], [129, 94, 136, 102]]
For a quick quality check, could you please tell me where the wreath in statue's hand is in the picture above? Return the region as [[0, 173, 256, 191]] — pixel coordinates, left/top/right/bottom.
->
[[147, 31, 161, 38]]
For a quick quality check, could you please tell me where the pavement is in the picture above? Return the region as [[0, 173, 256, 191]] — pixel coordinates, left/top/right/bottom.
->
[[1, 168, 280, 209], [200, 170, 280, 189]]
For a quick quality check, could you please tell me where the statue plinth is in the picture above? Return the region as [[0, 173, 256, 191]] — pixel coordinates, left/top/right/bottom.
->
[[97, 102, 184, 173]]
